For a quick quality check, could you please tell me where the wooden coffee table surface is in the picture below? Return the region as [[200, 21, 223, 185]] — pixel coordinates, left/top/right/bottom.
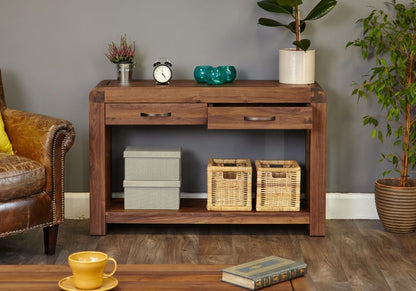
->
[[0, 264, 315, 290]]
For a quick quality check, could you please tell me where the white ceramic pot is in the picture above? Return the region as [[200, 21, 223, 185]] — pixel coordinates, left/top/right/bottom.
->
[[279, 48, 315, 84]]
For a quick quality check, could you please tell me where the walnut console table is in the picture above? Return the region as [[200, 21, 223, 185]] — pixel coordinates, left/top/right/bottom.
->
[[89, 80, 326, 236]]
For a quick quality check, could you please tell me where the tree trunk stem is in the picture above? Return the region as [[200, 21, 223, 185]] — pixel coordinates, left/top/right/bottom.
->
[[400, 52, 414, 187], [295, 6, 300, 50], [401, 102, 410, 187]]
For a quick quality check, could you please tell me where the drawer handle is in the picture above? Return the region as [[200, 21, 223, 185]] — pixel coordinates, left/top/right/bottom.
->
[[140, 112, 172, 117], [244, 116, 276, 121]]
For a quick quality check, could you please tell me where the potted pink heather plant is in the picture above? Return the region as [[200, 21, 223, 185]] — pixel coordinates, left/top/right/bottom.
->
[[106, 34, 136, 83]]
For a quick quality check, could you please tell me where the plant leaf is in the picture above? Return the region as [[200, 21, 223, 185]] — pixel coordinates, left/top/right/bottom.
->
[[258, 18, 292, 29], [277, 0, 302, 6], [257, 0, 293, 14], [363, 116, 379, 127], [378, 130, 383, 143], [372, 129, 377, 139], [288, 20, 306, 33], [292, 39, 311, 51], [304, 0, 337, 21]]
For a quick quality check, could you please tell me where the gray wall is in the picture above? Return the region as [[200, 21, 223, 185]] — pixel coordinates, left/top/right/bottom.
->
[[0, 0, 398, 193]]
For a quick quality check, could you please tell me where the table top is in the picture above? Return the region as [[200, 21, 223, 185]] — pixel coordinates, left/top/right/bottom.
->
[[90, 80, 326, 105], [0, 264, 316, 291]]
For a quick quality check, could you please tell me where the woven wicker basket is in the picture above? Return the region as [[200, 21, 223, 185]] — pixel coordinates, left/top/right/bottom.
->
[[207, 158, 252, 211], [255, 160, 300, 211]]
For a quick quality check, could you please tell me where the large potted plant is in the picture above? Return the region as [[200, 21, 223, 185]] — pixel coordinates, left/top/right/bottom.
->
[[257, 0, 337, 84], [347, 0, 416, 233], [106, 34, 136, 83]]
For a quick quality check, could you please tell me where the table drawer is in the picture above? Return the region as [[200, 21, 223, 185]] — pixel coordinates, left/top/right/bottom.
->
[[208, 106, 312, 129], [106, 103, 207, 125]]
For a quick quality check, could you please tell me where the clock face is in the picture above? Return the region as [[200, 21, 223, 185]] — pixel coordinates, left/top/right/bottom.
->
[[153, 65, 172, 84]]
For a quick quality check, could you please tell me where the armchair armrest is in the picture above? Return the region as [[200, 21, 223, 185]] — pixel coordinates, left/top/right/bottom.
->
[[1, 108, 75, 222], [2, 108, 75, 163]]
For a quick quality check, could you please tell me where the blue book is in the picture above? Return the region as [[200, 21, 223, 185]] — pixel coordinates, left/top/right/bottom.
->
[[221, 256, 307, 290]]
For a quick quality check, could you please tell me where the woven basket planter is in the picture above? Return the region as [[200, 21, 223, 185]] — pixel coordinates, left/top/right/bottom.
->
[[375, 178, 416, 233]]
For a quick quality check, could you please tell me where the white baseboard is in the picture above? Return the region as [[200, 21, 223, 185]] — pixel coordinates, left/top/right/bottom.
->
[[64, 192, 90, 219], [64, 192, 379, 220], [326, 193, 378, 219]]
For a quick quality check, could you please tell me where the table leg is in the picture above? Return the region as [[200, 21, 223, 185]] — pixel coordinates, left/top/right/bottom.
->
[[308, 102, 326, 236], [89, 92, 110, 235]]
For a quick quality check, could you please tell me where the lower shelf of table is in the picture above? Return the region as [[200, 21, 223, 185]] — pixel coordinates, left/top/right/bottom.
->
[[105, 198, 310, 225]]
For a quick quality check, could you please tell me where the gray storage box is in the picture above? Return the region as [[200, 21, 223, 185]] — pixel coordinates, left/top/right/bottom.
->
[[123, 180, 181, 210], [124, 146, 181, 181]]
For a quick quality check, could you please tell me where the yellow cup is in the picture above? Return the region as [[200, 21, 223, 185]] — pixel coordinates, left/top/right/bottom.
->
[[68, 251, 117, 290]]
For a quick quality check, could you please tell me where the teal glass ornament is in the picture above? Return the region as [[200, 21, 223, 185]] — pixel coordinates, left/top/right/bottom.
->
[[194, 65, 236, 85], [219, 66, 236, 83], [194, 66, 212, 83], [207, 67, 225, 85]]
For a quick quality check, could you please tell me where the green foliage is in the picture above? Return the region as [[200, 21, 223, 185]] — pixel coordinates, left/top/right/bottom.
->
[[257, 0, 337, 51], [347, 0, 416, 185]]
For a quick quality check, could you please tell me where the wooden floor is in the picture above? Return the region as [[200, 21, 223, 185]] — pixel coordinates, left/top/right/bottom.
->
[[0, 220, 415, 291]]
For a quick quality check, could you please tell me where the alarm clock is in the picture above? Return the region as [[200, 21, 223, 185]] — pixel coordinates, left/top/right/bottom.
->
[[153, 58, 172, 85]]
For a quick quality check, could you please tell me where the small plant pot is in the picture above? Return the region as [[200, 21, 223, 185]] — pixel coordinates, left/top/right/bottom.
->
[[116, 63, 134, 83], [279, 49, 315, 84], [375, 178, 416, 233]]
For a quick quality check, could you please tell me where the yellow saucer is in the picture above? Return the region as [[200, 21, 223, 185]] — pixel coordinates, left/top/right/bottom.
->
[[58, 276, 118, 291]]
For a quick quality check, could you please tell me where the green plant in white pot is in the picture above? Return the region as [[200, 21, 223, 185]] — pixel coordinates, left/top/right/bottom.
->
[[347, 0, 416, 233], [257, 0, 337, 84]]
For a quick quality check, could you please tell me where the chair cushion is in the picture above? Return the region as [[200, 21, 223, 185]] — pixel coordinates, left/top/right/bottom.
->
[[0, 112, 13, 154], [0, 153, 45, 201]]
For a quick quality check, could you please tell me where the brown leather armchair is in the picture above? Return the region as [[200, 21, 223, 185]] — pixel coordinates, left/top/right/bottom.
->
[[0, 69, 75, 255]]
